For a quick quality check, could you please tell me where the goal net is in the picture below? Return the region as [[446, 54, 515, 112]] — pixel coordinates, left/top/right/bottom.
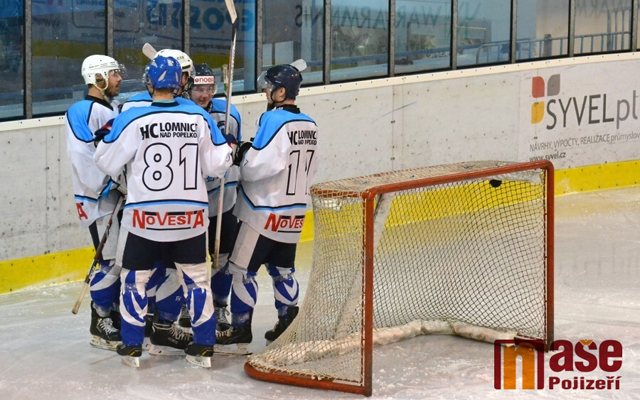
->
[[245, 160, 554, 396]]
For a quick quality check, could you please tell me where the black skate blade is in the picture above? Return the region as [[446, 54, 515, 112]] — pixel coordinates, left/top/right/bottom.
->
[[214, 343, 252, 356]]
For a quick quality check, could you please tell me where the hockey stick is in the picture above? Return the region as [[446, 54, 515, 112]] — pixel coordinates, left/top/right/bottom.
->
[[213, 0, 238, 272], [71, 194, 125, 314], [142, 43, 158, 60]]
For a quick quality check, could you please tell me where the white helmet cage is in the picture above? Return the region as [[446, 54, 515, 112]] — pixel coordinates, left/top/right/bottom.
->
[[81, 55, 125, 87]]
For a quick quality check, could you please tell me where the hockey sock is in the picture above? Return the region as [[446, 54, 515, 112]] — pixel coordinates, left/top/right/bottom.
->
[[229, 263, 257, 326], [211, 254, 232, 306], [90, 260, 121, 317], [119, 268, 152, 346], [155, 268, 183, 322], [176, 263, 215, 346], [267, 264, 299, 317]]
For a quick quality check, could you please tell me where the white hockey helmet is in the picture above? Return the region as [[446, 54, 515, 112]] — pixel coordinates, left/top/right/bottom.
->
[[155, 49, 194, 80], [81, 55, 124, 86]]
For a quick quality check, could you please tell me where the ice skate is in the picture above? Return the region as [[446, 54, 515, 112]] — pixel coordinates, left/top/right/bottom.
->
[[178, 304, 191, 329], [185, 342, 213, 368], [117, 343, 142, 368], [214, 303, 231, 332], [214, 323, 252, 355], [148, 321, 193, 356], [265, 306, 299, 344], [90, 305, 121, 351]]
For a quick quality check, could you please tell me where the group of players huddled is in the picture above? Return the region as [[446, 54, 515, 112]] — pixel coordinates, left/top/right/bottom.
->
[[64, 47, 319, 368]]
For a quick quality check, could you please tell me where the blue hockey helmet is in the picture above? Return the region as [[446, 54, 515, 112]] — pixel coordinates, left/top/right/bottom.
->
[[258, 64, 303, 99], [144, 55, 182, 90]]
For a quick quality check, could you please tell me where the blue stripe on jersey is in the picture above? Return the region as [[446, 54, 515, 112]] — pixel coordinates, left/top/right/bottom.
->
[[207, 181, 238, 195], [75, 195, 99, 203], [103, 102, 222, 145], [211, 99, 242, 141], [123, 199, 209, 209], [239, 187, 307, 211], [253, 110, 316, 150], [66, 100, 96, 142]]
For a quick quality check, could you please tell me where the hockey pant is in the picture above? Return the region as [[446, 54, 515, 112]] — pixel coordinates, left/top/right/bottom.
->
[[211, 253, 232, 307], [176, 263, 215, 346], [89, 214, 121, 317], [228, 263, 299, 325]]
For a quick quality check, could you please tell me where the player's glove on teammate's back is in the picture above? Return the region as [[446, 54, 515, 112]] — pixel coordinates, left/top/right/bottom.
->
[[233, 141, 252, 166]]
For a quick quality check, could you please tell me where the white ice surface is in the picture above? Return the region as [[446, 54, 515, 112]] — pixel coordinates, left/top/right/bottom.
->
[[0, 187, 639, 400]]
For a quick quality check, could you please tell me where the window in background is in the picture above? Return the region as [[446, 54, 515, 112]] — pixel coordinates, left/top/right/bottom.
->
[[331, 0, 389, 81], [190, 0, 256, 93], [395, 0, 451, 74], [457, 0, 511, 67], [263, 0, 324, 86], [115, 0, 184, 100], [32, 1, 105, 116], [517, 0, 569, 61], [0, 0, 24, 119], [575, 0, 632, 54]]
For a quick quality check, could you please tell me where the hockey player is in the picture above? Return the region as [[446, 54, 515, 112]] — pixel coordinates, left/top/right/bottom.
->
[[118, 47, 197, 355], [121, 48, 195, 112], [188, 63, 242, 332], [216, 64, 318, 351], [94, 55, 233, 368], [65, 54, 126, 351]]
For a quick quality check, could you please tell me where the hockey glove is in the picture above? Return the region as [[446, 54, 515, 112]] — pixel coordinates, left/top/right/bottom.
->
[[93, 118, 115, 146], [234, 141, 252, 166]]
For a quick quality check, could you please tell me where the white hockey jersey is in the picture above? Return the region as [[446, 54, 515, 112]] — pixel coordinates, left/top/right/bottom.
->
[[204, 98, 242, 216], [234, 105, 318, 243], [65, 95, 120, 228], [94, 100, 233, 242]]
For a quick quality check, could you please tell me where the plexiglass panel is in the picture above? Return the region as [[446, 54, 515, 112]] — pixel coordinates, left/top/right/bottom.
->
[[32, 0, 105, 116], [457, 0, 511, 67], [517, 0, 569, 60], [331, 0, 389, 81], [190, 0, 256, 93], [0, 0, 24, 119], [114, 0, 184, 100], [575, 0, 632, 54], [263, 0, 324, 85], [395, 0, 451, 74]]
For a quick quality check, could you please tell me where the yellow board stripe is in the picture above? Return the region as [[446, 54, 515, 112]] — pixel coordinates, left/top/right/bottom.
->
[[1, 160, 638, 295]]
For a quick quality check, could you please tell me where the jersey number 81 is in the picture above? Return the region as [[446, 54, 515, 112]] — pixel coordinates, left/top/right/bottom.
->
[[143, 143, 199, 191]]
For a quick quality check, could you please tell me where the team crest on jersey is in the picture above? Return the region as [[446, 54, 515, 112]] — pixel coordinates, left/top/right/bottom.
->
[[132, 209, 205, 230], [264, 213, 305, 232]]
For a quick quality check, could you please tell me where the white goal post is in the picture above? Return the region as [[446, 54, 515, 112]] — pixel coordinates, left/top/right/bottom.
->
[[245, 160, 555, 396]]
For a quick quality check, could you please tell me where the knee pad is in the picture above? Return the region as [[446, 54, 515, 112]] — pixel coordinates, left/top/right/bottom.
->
[[267, 264, 296, 282]]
